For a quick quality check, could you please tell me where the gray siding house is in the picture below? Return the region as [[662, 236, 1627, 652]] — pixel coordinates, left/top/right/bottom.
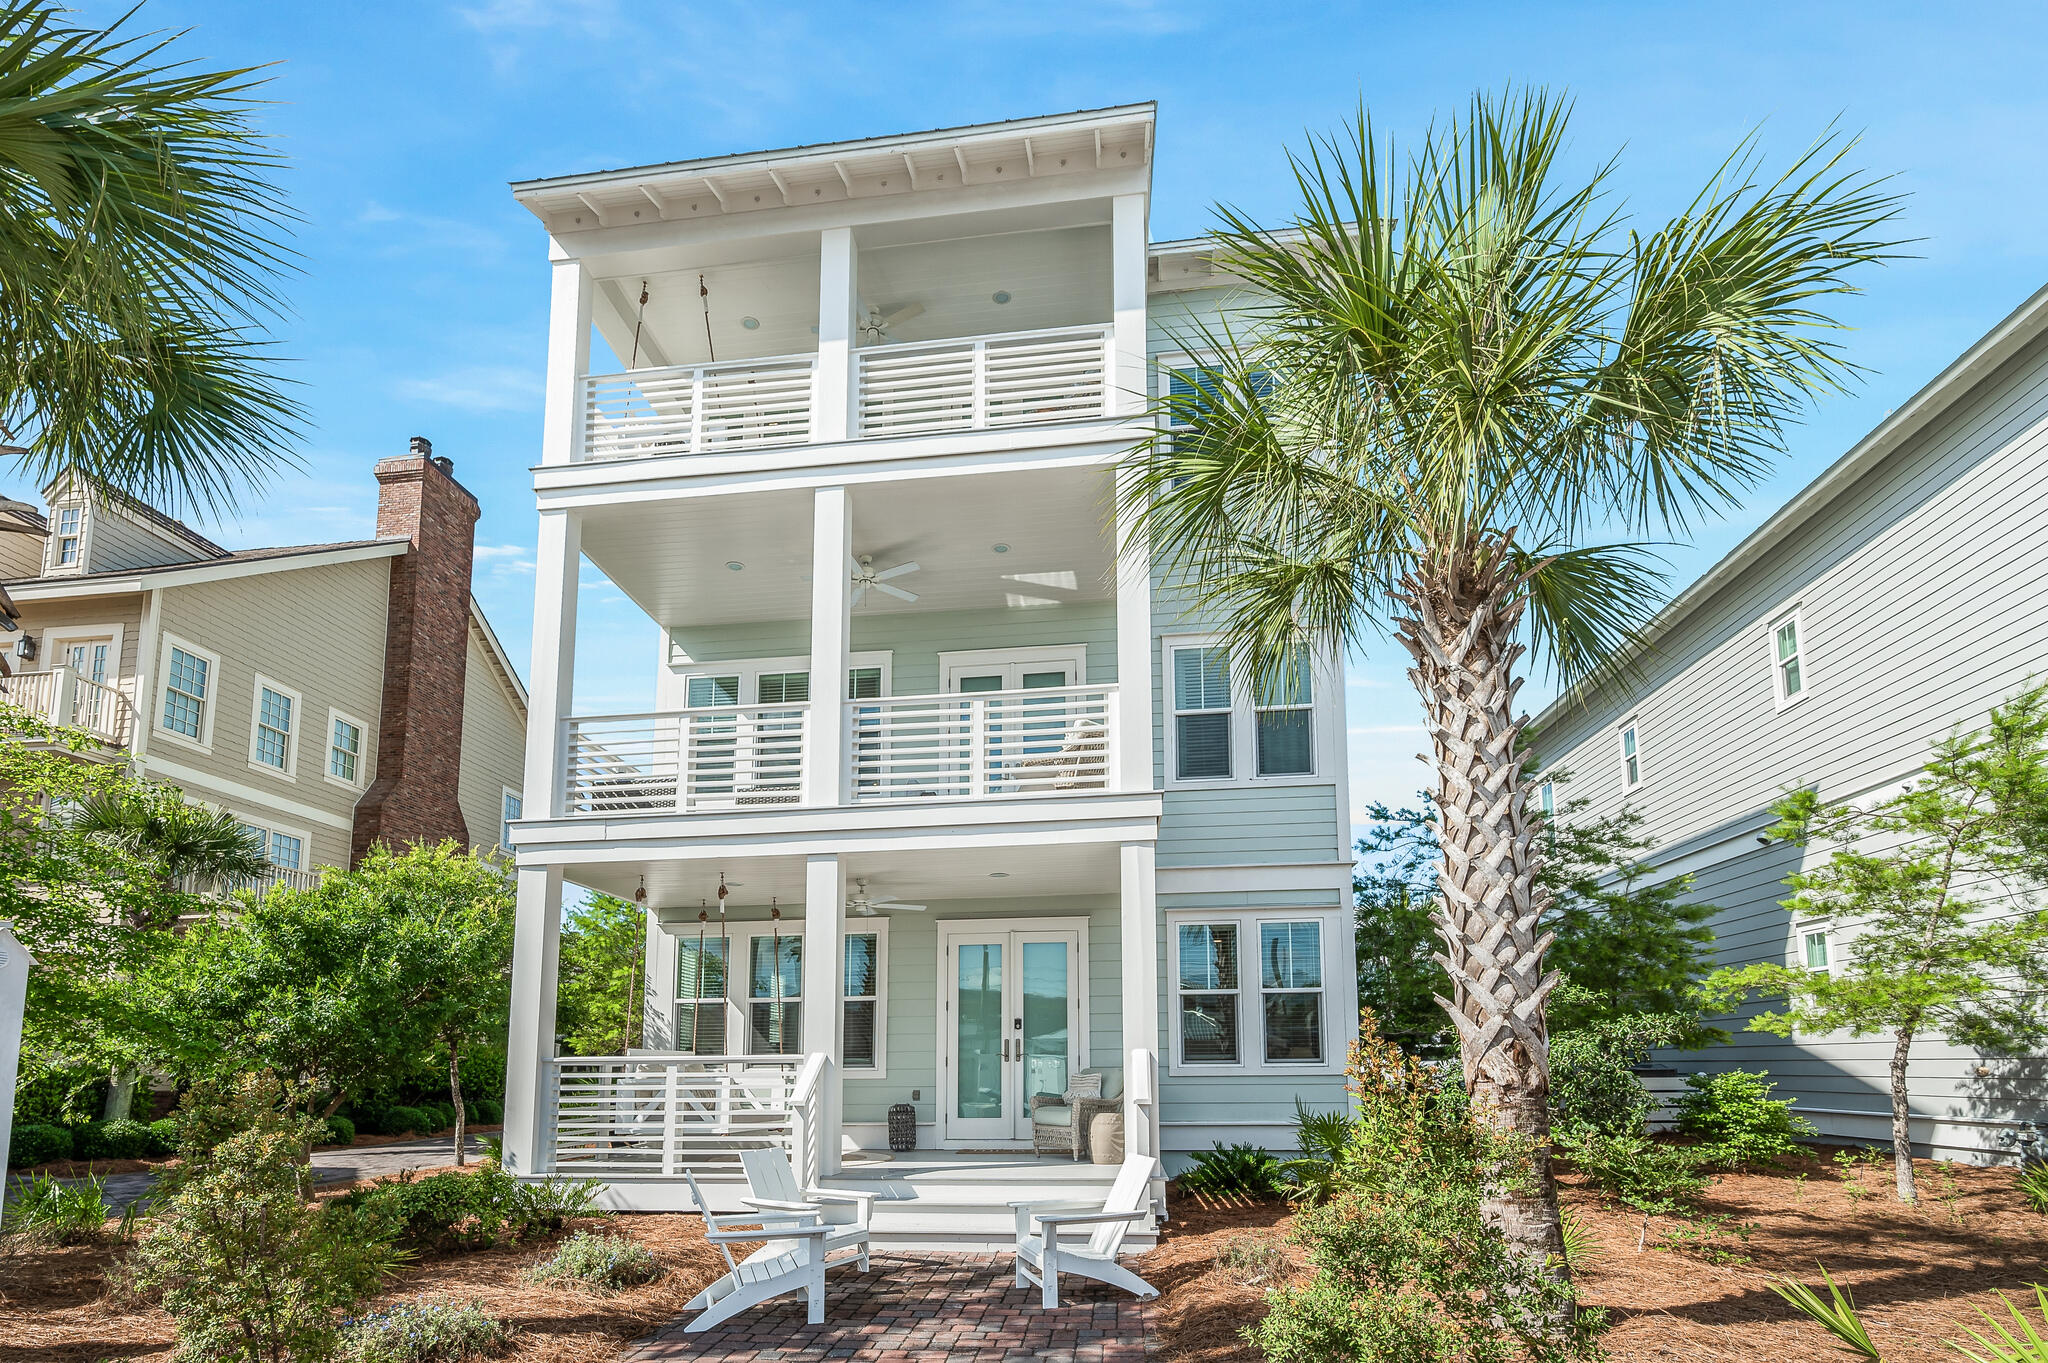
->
[[1533, 282, 2048, 1162]]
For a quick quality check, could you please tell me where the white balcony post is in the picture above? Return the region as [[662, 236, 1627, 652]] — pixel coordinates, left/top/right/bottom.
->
[[816, 227, 856, 442], [1110, 192, 1149, 419], [541, 245, 594, 467], [47, 665, 78, 729], [524, 509, 582, 818], [805, 486, 851, 808], [502, 865, 565, 1177], [1118, 840, 1161, 1163], [801, 853, 845, 1175], [1114, 494, 1154, 794]]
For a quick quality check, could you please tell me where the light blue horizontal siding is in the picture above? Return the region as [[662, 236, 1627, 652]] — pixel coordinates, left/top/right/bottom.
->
[[1158, 786, 1340, 866]]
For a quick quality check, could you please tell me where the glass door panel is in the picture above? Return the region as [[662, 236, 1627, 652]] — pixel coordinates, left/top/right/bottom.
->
[[1019, 940, 1071, 1109], [943, 925, 1082, 1144], [956, 942, 1005, 1121]]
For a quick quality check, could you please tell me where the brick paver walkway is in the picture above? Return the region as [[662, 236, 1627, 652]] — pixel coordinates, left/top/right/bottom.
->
[[630, 1252, 1157, 1362]]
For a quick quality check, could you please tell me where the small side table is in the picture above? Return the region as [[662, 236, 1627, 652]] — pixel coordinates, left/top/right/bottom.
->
[[1087, 1110, 1125, 1165]]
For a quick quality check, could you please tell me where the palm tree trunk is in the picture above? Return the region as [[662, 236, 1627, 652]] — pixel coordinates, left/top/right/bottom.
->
[[1889, 1024, 1917, 1203], [1397, 536, 1568, 1279]]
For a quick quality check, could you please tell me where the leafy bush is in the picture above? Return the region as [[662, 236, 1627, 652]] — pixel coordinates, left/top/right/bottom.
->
[[382, 1106, 429, 1137], [325, 1115, 358, 1147], [1281, 1102, 1354, 1205], [148, 1117, 182, 1156], [431, 1103, 457, 1132], [74, 1117, 160, 1161], [0, 1171, 127, 1245], [123, 1076, 406, 1363], [1246, 1014, 1602, 1363], [6, 1122, 72, 1166], [335, 1164, 598, 1251], [1178, 1142, 1287, 1199], [471, 1099, 502, 1125], [2017, 1160, 2048, 1215], [1675, 1070, 1815, 1168], [340, 1298, 512, 1363], [1548, 996, 1711, 1138], [522, 1231, 660, 1291], [1557, 1129, 1710, 1250], [513, 1175, 604, 1234]]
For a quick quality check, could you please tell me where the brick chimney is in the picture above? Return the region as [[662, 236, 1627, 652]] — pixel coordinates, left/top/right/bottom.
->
[[351, 437, 482, 862]]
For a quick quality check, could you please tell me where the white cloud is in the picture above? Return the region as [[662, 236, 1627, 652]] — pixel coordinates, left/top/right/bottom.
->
[[473, 542, 536, 576], [394, 365, 541, 414]]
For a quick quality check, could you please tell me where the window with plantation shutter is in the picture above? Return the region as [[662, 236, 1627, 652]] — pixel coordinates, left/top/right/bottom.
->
[[675, 937, 729, 1054], [843, 932, 881, 1069], [1173, 645, 1232, 780], [1254, 648, 1314, 776]]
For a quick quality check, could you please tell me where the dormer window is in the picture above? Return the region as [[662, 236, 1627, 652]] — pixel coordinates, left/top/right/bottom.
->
[[52, 505, 83, 568]]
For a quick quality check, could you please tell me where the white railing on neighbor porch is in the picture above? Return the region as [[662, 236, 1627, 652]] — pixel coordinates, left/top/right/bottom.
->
[[856, 324, 1113, 438], [178, 864, 324, 903], [849, 684, 1114, 800], [0, 667, 133, 746], [561, 704, 808, 815], [578, 353, 816, 461], [547, 1053, 816, 1176]]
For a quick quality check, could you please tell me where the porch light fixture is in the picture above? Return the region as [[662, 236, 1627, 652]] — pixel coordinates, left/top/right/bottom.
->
[[725, 561, 745, 572], [991, 290, 1012, 304], [991, 543, 1010, 554], [741, 316, 760, 330]]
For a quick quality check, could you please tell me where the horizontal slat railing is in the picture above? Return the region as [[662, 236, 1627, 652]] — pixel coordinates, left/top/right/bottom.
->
[[579, 354, 815, 461], [562, 704, 808, 814], [848, 684, 1114, 801], [856, 324, 1111, 437], [548, 1055, 804, 1175]]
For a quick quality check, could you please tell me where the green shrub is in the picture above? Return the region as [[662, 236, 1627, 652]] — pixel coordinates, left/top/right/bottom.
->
[[1179, 1142, 1286, 1198], [1245, 1014, 1602, 1363], [471, 1100, 502, 1126], [430, 1103, 456, 1132], [6, 1122, 72, 1166], [0, 1171, 127, 1245], [382, 1106, 429, 1137], [513, 1175, 604, 1234], [1549, 1001, 1711, 1139], [1557, 1129, 1710, 1250], [75, 1117, 159, 1161], [1280, 1102, 1354, 1206], [523, 1231, 660, 1291], [1674, 1070, 1816, 1168], [123, 1075, 404, 1363], [339, 1298, 512, 1363], [2017, 1160, 2048, 1215], [147, 1117, 182, 1157], [325, 1115, 358, 1147]]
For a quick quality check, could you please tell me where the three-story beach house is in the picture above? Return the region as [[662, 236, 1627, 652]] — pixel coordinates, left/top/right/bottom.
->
[[499, 105, 1358, 1240]]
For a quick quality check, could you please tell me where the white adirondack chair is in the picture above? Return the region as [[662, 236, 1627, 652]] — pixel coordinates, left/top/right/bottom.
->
[[1009, 1157, 1160, 1309], [739, 1146, 874, 1270], [681, 1167, 835, 1332]]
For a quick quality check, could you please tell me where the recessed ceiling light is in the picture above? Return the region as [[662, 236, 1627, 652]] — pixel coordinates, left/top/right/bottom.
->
[[741, 316, 760, 330], [991, 543, 1010, 554], [725, 561, 745, 572], [988, 872, 1009, 879], [991, 290, 1012, 304]]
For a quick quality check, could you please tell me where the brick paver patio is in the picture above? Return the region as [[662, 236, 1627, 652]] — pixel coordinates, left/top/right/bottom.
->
[[629, 1252, 1157, 1362]]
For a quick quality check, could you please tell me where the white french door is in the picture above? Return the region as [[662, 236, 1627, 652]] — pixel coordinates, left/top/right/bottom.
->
[[940, 921, 1084, 1145]]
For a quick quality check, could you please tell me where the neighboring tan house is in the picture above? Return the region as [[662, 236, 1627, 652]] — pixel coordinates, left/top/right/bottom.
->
[[0, 439, 530, 887], [1533, 282, 2048, 1164], [495, 104, 1358, 1243]]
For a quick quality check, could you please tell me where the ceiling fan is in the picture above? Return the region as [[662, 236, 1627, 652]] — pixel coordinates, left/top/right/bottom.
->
[[848, 878, 926, 917], [851, 554, 920, 606], [857, 298, 925, 343]]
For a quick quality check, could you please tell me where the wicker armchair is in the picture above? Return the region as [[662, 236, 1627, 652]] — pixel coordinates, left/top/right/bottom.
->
[[1029, 1067, 1125, 1160]]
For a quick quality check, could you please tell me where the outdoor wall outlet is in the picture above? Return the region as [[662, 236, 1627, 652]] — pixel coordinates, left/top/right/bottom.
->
[[912, 1090, 921, 1101]]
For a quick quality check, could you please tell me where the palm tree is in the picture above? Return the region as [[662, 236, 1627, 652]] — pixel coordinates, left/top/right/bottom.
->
[[1122, 90, 1901, 1279], [0, 1, 301, 514], [68, 789, 270, 901]]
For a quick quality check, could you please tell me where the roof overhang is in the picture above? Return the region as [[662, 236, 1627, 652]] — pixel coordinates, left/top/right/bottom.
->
[[468, 598, 529, 713], [2, 539, 409, 601]]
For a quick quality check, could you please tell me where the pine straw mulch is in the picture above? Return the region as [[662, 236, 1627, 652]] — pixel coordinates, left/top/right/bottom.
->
[[1138, 1152, 2048, 1363], [1, 1163, 733, 1363]]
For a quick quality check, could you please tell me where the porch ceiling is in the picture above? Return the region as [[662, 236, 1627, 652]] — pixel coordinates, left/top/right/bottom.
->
[[579, 464, 1116, 630], [566, 840, 1120, 914]]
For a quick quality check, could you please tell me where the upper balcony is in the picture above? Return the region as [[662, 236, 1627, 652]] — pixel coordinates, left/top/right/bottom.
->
[[0, 665, 135, 752]]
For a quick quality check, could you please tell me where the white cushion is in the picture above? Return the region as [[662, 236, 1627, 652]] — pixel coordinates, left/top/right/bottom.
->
[[1032, 1103, 1074, 1128]]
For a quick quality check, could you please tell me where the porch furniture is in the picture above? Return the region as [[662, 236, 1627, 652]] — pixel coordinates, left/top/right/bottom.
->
[[739, 1146, 874, 1271], [681, 1167, 835, 1332], [1088, 1111, 1125, 1166], [1009, 714, 1108, 791], [1030, 1070, 1101, 1158], [1009, 1156, 1160, 1309]]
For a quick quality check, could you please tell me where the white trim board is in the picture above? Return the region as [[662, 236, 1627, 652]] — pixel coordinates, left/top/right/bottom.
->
[[1155, 862, 1354, 895], [4, 540, 408, 600], [138, 753, 354, 832]]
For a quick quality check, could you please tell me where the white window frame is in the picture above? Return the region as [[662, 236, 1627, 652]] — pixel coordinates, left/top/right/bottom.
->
[[937, 644, 1090, 693], [1796, 917, 1834, 974], [155, 634, 221, 753], [672, 929, 736, 1057], [1619, 716, 1643, 789], [43, 623, 126, 687], [499, 785, 523, 850], [664, 650, 894, 709], [1161, 633, 1339, 789], [47, 502, 89, 573], [839, 919, 890, 1078], [1165, 907, 1343, 1077], [1770, 606, 1809, 709], [1537, 779, 1556, 820], [734, 922, 806, 1057], [325, 707, 368, 790], [247, 674, 302, 780]]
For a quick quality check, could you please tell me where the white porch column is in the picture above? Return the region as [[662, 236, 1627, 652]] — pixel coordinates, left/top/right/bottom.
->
[[1110, 192, 1149, 418], [523, 508, 581, 817], [814, 227, 857, 443], [541, 246, 593, 467], [1119, 840, 1161, 1166], [1113, 487, 1154, 792], [802, 853, 846, 1175], [804, 486, 851, 808], [502, 866, 565, 1177]]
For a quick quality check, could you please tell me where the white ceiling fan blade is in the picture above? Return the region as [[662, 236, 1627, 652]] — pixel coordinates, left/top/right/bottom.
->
[[881, 301, 925, 326], [875, 900, 927, 912], [874, 560, 921, 581], [874, 582, 919, 602], [851, 584, 868, 606]]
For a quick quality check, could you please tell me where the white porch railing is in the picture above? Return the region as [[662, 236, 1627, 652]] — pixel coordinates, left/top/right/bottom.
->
[[856, 324, 1113, 438], [578, 353, 816, 461], [0, 667, 132, 746], [178, 863, 324, 903], [561, 704, 808, 815], [548, 1053, 811, 1175], [849, 684, 1114, 800]]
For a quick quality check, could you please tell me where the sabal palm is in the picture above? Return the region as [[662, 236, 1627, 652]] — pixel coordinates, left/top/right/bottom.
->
[[1123, 91, 1901, 1276], [69, 790, 269, 890], [0, 1, 300, 514]]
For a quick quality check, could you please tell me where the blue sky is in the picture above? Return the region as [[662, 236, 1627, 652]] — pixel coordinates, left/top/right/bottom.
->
[[46, 0, 2048, 831]]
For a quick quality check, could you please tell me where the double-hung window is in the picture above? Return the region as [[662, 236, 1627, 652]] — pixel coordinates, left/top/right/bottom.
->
[[1803, 928, 1830, 972], [1254, 648, 1315, 776], [329, 713, 363, 784], [675, 936, 730, 1054], [240, 822, 304, 872], [1172, 645, 1233, 780], [500, 789, 522, 849], [252, 680, 297, 774], [1772, 610, 1806, 705], [843, 931, 882, 1070], [1620, 718, 1642, 788], [747, 933, 802, 1054], [160, 643, 212, 743], [1173, 912, 1334, 1072], [53, 506, 83, 568]]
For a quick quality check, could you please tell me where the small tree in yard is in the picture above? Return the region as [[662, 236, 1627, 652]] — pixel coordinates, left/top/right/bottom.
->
[[555, 893, 648, 1056], [1703, 685, 2048, 1204]]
